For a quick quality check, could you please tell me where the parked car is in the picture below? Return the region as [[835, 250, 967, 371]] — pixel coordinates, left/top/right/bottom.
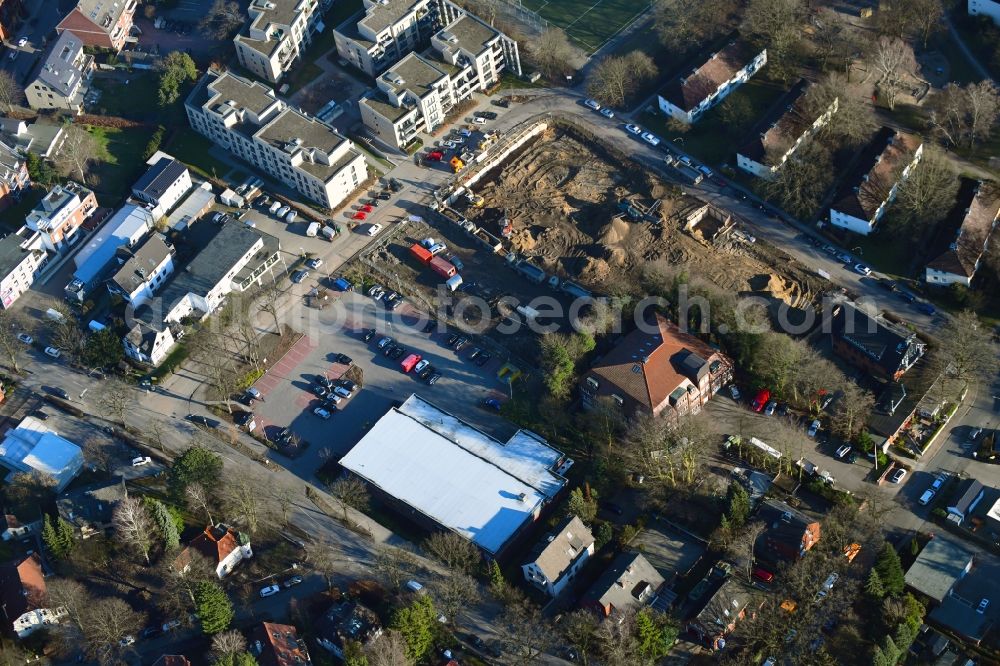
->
[[414, 359, 430, 374], [728, 385, 741, 401], [918, 489, 935, 506], [418, 365, 435, 380], [246, 387, 263, 401], [16, 333, 31, 344], [584, 99, 601, 111], [624, 123, 642, 135], [481, 398, 502, 412], [640, 132, 661, 146], [764, 400, 777, 416], [306, 258, 323, 269], [835, 444, 852, 459], [366, 223, 383, 236], [162, 620, 182, 632], [44, 346, 61, 358], [334, 353, 353, 364], [600, 108, 615, 119], [889, 468, 907, 484], [291, 270, 309, 284], [807, 420, 821, 438], [333, 386, 353, 399], [853, 263, 872, 276], [752, 567, 775, 583], [337, 379, 358, 392], [473, 116, 488, 124], [388, 346, 405, 360], [751, 389, 771, 412], [313, 407, 332, 419], [131, 456, 152, 467], [283, 576, 303, 588], [260, 584, 281, 598], [376, 336, 393, 349]]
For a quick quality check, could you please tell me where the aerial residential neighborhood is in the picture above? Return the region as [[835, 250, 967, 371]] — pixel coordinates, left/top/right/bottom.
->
[[0, 0, 997, 665]]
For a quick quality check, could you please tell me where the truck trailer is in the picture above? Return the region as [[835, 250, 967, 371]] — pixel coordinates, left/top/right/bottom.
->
[[410, 244, 433, 263], [429, 256, 457, 278]]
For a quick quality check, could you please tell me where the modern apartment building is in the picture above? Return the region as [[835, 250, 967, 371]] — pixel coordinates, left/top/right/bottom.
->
[[334, 0, 462, 77], [658, 41, 767, 124], [186, 69, 367, 209], [23, 181, 97, 253], [0, 230, 48, 309], [235, 0, 329, 83], [25, 31, 94, 113], [737, 80, 838, 179], [828, 127, 923, 235], [56, 0, 137, 52], [358, 12, 521, 149]]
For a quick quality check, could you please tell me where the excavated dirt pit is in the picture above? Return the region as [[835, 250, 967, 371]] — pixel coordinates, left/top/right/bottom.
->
[[471, 125, 824, 308]]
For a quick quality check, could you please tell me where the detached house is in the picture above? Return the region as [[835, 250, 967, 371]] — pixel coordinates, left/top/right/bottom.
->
[[522, 516, 595, 598], [175, 523, 252, 578], [829, 127, 923, 235], [56, 477, 127, 538], [925, 179, 999, 287], [252, 622, 311, 666], [737, 79, 838, 179], [946, 479, 985, 527], [581, 313, 732, 421], [754, 499, 820, 566], [56, 0, 137, 52], [687, 579, 763, 650], [130, 156, 192, 218], [657, 41, 766, 125], [830, 302, 925, 382], [106, 234, 174, 307], [25, 31, 94, 113], [315, 600, 382, 658], [581, 552, 665, 617], [0, 553, 63, 637]]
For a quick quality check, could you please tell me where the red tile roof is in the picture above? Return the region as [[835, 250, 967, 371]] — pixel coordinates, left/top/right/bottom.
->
[[660, 41, 760, 112], [0, 553, 46, 623], [152, 656, 192, 666], [175, 524, 241, 571], [927, 180, 999, 278], [255, 622, 310, 666]]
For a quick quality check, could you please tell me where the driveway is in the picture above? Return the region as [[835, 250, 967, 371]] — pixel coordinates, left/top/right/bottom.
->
[[250, 291, 519, 479]]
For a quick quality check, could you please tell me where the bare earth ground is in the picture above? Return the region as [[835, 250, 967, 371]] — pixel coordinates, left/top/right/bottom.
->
[[472, 126, 825, 308]]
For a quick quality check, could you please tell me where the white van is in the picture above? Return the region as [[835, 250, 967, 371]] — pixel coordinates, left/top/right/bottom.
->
[[306, 222, 320, 237], [405, 580, 425, 594], [268, 201, 282, 215]]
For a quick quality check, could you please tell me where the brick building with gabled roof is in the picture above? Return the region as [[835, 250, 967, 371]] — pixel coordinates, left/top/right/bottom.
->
[[252, 621, 310, 666], [56, 0, 136, 52], [925, 178, 1000, 287], [580, 313, 732, 421], [830, 302, 925, 382], [175, 523, 252, 578]]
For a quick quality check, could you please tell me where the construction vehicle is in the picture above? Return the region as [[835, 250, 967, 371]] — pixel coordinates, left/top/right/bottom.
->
[[450, 156, 464, 173], [465, 190, 485, 207]]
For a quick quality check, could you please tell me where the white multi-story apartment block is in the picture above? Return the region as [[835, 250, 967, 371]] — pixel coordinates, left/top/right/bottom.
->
[[969, 0, 1000, 24], [359, 12, 521, 149], [829, 127, 923, 236], [658, 41, 767, 124], [185, 69, 367, 209], [737, 80, 839, 179], [334, 0, 462, 77], [235, 0, 329, 82], [25, 31, 94, 113], [130, 155, 192, 218], [107, 234, 174, 306]]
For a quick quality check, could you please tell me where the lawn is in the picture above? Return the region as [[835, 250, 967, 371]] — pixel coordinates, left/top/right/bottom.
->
[[636, 77, 787, 167], [848, 232, 915, 279], [85, 126, 150, 200], [521, 0, 650, 54], [164, 127, 234, 180]]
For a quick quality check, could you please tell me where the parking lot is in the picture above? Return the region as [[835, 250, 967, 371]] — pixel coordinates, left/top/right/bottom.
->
[[249, 291, 519, 480]]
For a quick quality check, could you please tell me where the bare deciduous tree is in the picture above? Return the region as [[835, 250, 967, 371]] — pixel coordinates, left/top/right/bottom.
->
[[653, 0, 737, 51], [805, 74, 877, 147], [496, 599, 552, 666], [868, 37, 916, 110], [364, 629, 413, 666], [888, 145, 958, 232], [585, 51, 656, 108], [527, 28, 579, 80], [832, 382, 875, 441], [0, 309, 29, 373], [226, 473, 262, 534], [741, 0, 805, 77], [328, 475, 370, 522], [935, 310, 999, 383], [211, 629, 248, 660], [55, 123, 102, 184], [113, 496, 153, 564], [185, 482, 215, 525], [47, 579, 93, 632], [199, 0, 245, 40], [594, 607, 642, 665], [99, 378, 134, 425], [561, 609, 599, 666], [373, 545, 415, 591], [432, 573, 480, 627], [81, 597, 145, 659], [423, 531, 480, 575], [762, 140, 835, 219], [0, 70, 24, 111]]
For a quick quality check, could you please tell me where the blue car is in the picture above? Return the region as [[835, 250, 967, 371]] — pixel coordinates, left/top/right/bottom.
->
[[917, 302, 936, 315], [481, 398, 502, 412]]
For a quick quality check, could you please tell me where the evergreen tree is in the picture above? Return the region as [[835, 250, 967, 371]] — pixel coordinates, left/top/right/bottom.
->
[[234, 654, 257, 666], [390, 595, 437, 662], [343, 641, 367, 666], [195, 581, 234, 634], [144, 497, 180, 550], [725, 483, 751, 527], [635, 609, 675, 660], [42, 515, 75, 559], [595, 522, 613, 549], [488, 560, 505, 593], [56, 517, 76, 555], [875, 544, 905, 596], [865, 569, 885, 599], [564, 487, 598, 524], [169, 445, 223, 500]]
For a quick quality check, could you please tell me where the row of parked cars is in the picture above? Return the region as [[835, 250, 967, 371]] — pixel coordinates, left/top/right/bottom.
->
[[366, 329, 443, 384]]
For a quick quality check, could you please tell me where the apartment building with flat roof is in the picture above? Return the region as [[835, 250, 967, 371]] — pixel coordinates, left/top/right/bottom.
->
[[235, 0, 329, 82]]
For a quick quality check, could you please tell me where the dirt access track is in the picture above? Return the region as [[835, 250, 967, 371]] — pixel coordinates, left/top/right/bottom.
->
[[470, 121, 825, 308]]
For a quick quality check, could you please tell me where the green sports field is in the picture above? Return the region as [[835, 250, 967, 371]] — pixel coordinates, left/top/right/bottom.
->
[[520, 0, 650, 54]]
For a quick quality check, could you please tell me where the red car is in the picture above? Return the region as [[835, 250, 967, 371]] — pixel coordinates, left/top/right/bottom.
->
[[426, 151, 444, 162], [400, 353, 421, 373], [360, 204, 374, 213], [351, 211, 368, 220], [751, 389, 771, 412], [752, 567, 774, 583]]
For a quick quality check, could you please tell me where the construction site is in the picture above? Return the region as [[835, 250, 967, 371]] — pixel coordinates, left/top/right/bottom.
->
[[464, 122, 826, 309]]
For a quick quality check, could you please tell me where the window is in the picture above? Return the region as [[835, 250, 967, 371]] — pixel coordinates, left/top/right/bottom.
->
[[611, 394, 624, 407]]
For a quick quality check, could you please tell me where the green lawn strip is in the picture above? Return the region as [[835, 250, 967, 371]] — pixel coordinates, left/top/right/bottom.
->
[[164, 128, 234, 180], [567, 0, 647, 52], [85, 126, 149, 199], [849, 233, 914, 279]]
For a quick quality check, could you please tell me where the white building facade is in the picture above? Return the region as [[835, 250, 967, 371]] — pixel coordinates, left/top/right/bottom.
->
[[658, 42, 767, 125], [235, 0, 329, 82], [521, 516, 595, 598], [185, 70, 367, 209], [0, 231, 48, 309]]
